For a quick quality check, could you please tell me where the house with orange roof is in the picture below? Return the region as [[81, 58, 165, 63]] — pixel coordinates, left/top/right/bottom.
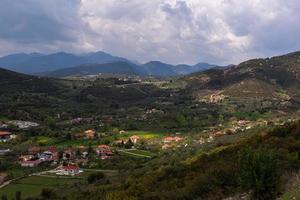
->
[[163, 136, 183, 143], [130, 135, 140, 144]]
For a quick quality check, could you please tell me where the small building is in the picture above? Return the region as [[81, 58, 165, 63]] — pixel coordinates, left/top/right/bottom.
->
[[211, 131, 225, 138], [39, 147, 58, 162], [62, 165, 80, 176], [19, 155, 35, 162], [0, 131, 12, 142], [198, 138, 206, 145], [96, 145, 113, 160], [20, 159, 41, 167], [84, 130, 96, 139], [0, 149, 11, 156], [77, 146, 88, 158], [62, 148, 76, 160], [119, 130, 127, 134], [163, 136, 183, 143], [130, 135, 140, 144]]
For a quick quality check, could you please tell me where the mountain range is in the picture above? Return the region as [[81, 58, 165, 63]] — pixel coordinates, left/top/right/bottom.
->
[[0, 51, 220, 77]]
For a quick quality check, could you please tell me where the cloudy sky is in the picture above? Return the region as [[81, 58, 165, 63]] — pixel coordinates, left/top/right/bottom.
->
[[0, 0, 299, 65]]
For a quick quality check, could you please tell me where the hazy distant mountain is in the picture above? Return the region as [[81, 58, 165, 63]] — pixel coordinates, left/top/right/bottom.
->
[[0, 53, 44, 68], [0, 51, 129, 74], [81, 51, 129, 63], [141, 61, 219, 77], [142, 61, 177, 77], [45, 62, 143, 77], [0, 51, 219, 77]]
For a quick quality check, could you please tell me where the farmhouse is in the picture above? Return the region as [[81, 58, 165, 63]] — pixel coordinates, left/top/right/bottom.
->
[[20, 159, 41, 167], [62, 165, 81, 176], [96, 145, 113, 160], [130, 135, 140, 144]]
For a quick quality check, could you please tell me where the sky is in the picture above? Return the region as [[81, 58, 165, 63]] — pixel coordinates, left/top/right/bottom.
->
[[0, 0, 300, 65]]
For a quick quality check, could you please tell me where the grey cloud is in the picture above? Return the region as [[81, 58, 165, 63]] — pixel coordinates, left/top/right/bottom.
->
[[1, 0, 300, 65], [0, 0, 84, 44]]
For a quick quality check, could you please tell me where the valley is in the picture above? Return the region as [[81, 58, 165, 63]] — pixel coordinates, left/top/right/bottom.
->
[[1, 51, 300, 199]]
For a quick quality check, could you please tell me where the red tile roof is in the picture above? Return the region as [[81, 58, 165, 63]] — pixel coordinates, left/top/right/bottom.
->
[[0, 131, 11, 136]]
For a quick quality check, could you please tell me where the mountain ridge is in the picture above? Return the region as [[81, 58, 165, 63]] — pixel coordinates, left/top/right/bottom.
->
[[0, 51, 219, 77]]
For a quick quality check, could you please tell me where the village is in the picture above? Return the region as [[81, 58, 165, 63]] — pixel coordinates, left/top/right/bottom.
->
[[0, 115, 295, 199]]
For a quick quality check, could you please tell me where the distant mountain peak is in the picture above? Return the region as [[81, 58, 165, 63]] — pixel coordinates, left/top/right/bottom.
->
[[0, 51, 219, 77]]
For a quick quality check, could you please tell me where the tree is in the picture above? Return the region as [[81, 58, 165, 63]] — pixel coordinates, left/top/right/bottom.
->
[[87, 172, 105, 184], [15, 191, 21, 200], [125, 139, 134, 149], [1, 195, 7, 200], [41, 188, 56, 199], [239, 147, 279, 200]]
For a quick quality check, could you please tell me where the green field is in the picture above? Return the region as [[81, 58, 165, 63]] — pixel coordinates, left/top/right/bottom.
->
[[32, 136, 98, 148], [0, 169, 119, 199], [0, 175, 83, 199], [117, 130, 166, 140]]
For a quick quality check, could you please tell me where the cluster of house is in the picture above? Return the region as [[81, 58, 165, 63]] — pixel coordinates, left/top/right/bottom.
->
[[229, 120, 253, 133], [162, 136, 184, 149], [197, 120, 256, 145], [0, 131, 16, 142], [19, 147, 58, 167], [116, 132, 185, 150], [6, 120, 39, 129], [19, 144, 114, 168]]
